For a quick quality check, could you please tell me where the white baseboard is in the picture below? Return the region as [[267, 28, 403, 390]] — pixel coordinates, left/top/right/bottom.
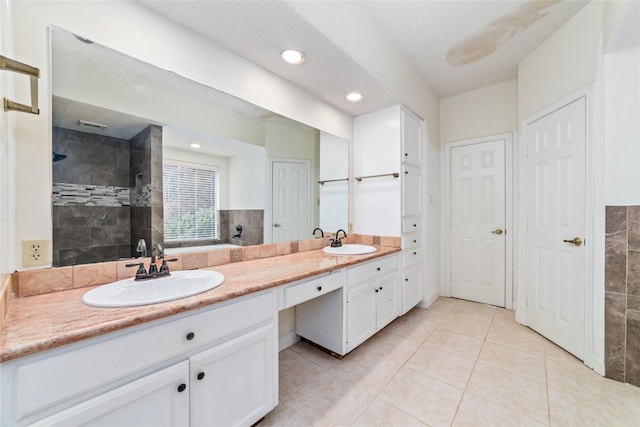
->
[[418, 290, 440, 309]]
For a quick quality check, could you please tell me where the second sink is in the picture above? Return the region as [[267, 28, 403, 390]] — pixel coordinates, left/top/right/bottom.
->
[[323, 244, 377, 255]]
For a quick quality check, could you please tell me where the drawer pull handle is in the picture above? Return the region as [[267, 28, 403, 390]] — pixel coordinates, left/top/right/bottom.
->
[[177, 383, 186, 393], [317, 286, 322, 292], [376, 267, 381, 271], [197, 372, 205, 381], [186, 332, 195, 341]]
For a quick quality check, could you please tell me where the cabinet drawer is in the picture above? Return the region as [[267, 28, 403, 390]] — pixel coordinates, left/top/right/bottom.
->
[[402, 217, 422, 234], [402, 233, 422, 249], [281, 270, 345, 309], [347, 255, 399, 287], [403, 247, 423, 268], [8, 291, 275, 422]]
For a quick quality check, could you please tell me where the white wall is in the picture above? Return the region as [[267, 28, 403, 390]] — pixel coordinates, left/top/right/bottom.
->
[[9, 1, 352, 270], [228, 151, 266, 210], [604, 45, 640, 206], [318, 132, 349, 232], [440, 79, 518, 143], [518, 2, 604, 120], [0, 0, 14, 275]]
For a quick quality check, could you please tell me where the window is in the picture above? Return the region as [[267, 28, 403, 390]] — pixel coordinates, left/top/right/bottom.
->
[[163, 161, 219, 242]]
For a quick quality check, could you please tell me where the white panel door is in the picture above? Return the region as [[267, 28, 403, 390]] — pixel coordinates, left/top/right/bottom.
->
[[525, 97, 586, 360], [272, 161, 310, 243], [450, 139, 506, 306]]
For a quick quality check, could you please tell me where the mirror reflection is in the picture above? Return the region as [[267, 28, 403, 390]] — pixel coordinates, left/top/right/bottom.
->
[[50, 26, 348, 267]]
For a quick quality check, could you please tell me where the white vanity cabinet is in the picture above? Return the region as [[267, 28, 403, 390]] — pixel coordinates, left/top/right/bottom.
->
[[294, 254, 399, 356], [345, 254, 400, 352], [354, 105, 426, 314], [0, 291, 278, 427]]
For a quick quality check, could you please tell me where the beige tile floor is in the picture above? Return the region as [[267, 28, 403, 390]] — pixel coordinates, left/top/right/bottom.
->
[[264, 297, 640, 426]]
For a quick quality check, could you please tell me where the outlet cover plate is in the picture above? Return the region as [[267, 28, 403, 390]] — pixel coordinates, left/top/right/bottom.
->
[[22, 239, 49, 267]]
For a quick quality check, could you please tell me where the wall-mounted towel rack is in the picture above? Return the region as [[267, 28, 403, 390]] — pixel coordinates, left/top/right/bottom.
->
[[355, 172, 399, 182], [0, 55, 40, 114], [318, 178, 348, 185]]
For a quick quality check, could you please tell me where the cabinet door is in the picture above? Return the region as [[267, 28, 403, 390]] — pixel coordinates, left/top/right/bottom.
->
[[32, 361, 189, 427], [190, 324, 277, 427], [376, 274, 400, 330], [402, 266, 423, 315], [402, 165, 422, 217], [401, 109, 422, 167], [346, 282, 377, 352]]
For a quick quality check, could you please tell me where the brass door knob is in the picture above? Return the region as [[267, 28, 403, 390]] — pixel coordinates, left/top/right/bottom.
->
[[491, 229, 503, 235], [273, 223, 281, 228], [563, 237, 583, 247]]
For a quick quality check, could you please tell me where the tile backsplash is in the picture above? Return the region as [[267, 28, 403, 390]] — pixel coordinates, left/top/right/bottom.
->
[[604, 206, 640, 387], [8, 234, 401, 300]]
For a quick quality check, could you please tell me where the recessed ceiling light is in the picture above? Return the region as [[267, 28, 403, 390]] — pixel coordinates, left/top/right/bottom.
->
[[281, 49, 305, 65], [190, 143, 201, 149], [346, 92, 364, 102]]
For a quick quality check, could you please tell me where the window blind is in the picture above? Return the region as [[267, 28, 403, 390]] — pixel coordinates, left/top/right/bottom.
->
[[163, 163, 218, 241]]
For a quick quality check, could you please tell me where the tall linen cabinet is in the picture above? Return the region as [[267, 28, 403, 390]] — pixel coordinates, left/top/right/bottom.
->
[[353, 105, 426, 314]]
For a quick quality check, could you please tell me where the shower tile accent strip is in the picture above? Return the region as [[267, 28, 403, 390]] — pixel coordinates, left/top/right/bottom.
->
[[604, 205, 640, 387], [53, 183, 130, 207]]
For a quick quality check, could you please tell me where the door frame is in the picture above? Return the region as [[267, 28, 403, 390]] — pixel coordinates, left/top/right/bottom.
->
[[518, 87, 603, 374], [442, 133, 514, 309], [265, 158, 312, 244]]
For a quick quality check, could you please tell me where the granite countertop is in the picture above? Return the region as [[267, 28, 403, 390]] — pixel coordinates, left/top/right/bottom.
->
[[0, 246, 400, 363]]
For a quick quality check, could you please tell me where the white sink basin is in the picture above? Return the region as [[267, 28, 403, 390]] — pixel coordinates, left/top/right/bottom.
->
[[82, 270, 225, 308], [323, 244, 377, 256]]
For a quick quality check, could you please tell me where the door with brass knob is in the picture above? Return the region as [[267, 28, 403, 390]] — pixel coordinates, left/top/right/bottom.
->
[[563, 237, 583, 247]]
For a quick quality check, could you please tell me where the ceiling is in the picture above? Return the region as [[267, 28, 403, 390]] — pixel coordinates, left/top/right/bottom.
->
[[139, 0, 588, 117]]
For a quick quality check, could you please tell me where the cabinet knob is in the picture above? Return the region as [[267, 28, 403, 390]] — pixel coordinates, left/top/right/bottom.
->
[[405, 171, 408, 175], [177, 383, 186, 393], [413, 239, 417, 243], [186, 332, 195, 341], [413, 224, 417, 227], [404, 152, 408, 157], [405, 278, 409, 282], [413, 251, 417, 255], [317, 286, 322, 292], [374, 289, 379, 293], [376, 267, 381, 271], [197, 372, 205, 381], [379, 286, 383, 290]]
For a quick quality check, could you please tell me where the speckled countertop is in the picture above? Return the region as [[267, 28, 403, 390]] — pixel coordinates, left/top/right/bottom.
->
[[0, 246, 399, 363]]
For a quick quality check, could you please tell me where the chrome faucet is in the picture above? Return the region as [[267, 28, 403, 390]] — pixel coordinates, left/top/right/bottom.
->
[[330, 229, 347, 247], [312, 227, 324, 238]]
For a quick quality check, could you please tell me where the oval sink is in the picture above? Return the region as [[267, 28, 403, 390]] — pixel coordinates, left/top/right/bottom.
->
[[82, 270, 225, 308], [323, 244, 377, 255]]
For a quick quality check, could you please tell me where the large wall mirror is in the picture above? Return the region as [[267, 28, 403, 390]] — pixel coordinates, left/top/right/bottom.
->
[[50, 26, 349, 267]]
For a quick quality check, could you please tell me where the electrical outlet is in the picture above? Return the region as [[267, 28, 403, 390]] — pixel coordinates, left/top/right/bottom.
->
[[22, 239, 48, 267]]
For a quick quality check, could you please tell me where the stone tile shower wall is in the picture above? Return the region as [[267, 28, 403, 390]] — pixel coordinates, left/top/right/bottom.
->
[[129, 125, 164, 255], [604, 206, 640, 386], [219, 210, 264, 246], [52, 127, 132, 266]]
